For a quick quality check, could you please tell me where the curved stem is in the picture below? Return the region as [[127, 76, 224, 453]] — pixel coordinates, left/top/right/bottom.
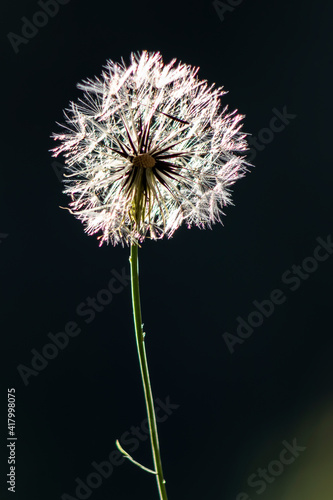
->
[[129, 243, 168, 500]]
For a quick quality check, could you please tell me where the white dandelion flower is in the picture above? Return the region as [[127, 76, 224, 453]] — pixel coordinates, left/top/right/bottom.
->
[[51, 50, 250, 246]]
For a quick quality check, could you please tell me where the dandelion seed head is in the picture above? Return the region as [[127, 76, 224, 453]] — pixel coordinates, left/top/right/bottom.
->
[[51, 50, 251, 246]]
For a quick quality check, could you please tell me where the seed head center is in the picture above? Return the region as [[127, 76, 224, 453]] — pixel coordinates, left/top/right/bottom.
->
[[132, 153, 156, 169]]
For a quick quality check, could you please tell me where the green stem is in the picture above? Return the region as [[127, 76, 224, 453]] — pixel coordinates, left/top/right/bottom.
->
[[129, 243, 168, 500]]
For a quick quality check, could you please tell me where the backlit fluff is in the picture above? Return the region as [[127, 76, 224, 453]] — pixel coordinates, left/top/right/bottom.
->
[[51, 50, 250, 246]]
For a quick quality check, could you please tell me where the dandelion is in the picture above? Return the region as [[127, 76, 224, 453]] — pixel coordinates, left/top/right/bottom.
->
[[51, 50, 250, 500], [51, 50, 249, 246]]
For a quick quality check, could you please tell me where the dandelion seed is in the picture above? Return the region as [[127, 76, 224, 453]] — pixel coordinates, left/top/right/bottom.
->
[[51, 50, 250, 246]]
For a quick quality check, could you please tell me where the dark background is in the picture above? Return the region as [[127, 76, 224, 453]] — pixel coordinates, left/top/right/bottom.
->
[[1, 0, 332, 499]]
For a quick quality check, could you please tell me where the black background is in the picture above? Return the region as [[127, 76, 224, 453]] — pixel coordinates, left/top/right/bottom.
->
[[1, 1, 333, 499]]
